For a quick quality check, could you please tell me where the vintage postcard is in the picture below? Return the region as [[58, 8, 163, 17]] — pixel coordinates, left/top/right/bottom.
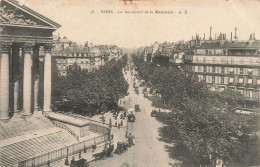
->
[[0, 0, 260, 166]]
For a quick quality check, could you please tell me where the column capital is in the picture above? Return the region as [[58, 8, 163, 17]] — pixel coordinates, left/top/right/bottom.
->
[[44, 43, 54, 53], [0, 42, 12, 53], [23, 43, 35, 53]]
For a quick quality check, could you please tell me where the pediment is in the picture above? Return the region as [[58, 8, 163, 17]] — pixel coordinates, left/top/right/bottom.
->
[[0, 0, 61, 29]]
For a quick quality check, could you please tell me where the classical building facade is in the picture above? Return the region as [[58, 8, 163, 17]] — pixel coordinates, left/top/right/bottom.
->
[[184, 36, 260, 112], [0, 0, 60, 119]]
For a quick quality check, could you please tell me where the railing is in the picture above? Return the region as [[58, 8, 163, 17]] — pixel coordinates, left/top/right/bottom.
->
[[52, 121, 79, 142], [42, 111, 80, 142], [18, 134, 108, 167]]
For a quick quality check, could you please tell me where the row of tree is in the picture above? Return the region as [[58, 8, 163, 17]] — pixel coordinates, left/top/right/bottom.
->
[[132, 54, 259, 166], [52, 55, 129, 116]]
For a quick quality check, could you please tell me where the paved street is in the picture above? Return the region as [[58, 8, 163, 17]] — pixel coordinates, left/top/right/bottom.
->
[[90, 64, 176, 167]]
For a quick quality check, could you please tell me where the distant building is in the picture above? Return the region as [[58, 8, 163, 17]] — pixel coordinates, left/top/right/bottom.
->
[[184, 34, 260, 113], [49, 41, 123, 76]]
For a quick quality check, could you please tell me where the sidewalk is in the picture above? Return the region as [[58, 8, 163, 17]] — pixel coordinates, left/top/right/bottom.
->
[[49, 141, 107, 167]]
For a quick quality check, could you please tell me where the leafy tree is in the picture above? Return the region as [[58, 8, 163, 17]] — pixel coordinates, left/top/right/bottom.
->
[[131, 53, 253, 166]]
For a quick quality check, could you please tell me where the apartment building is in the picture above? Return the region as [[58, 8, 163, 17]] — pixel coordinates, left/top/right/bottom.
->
[[184, 36, 260, 112]]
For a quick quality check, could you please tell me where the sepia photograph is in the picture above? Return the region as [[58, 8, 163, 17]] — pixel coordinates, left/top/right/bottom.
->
[[0, 0, 260, 166]]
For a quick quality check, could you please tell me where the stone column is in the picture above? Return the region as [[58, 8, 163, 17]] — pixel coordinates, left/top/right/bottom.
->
[[43, 44, 52, 112], [12, 45, 20, 113], [22, 43, 34, 116], [33, 46, 40, 111], [0, 42, 12, 119]]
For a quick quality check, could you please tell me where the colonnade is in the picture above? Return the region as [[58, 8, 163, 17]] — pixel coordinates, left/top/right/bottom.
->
[[0, 42, 53, 119]]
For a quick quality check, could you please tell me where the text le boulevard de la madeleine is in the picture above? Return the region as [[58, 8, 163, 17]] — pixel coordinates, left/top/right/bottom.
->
[[90, 9, 188, 15]]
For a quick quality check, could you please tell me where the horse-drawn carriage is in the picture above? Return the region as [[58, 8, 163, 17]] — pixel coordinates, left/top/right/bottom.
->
[[115, 141, 128, 154], [71, 158, 89, 167], [93, 144, 114, 161]]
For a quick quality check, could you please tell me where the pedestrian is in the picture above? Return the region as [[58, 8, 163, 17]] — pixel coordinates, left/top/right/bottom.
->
[[111, 134, 114, 140], [159, 108, 161, 113], [84, 145, 86, 153], [115, 122, 117, 127], [65, 156, 69, 165], [47, 160, 50, 167], [79, 150, 81, 159], [118, 124, 120, 129], [84, 160, 89, 167], [71, 156, 75, 167]]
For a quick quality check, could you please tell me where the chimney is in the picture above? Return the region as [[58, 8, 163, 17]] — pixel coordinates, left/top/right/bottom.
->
[[231, 32, 233, 41], [209, 26, 212, 40], [235, 27, 237, 40]]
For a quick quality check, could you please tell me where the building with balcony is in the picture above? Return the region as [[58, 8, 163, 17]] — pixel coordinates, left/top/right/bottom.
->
[[184, 35, 260, 112]]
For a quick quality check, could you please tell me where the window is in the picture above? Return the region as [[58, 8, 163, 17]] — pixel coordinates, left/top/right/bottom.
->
[[206, 50, 208, 55], [212, 76, 215, 83], [203, 75, 206, 81], [257, 79, 260, 85], [221, 67, 225, 73], [221, 77, 224, 84], [238, 78, 244, 83], [229, 77, 234, 83], [195, 57, 199, 63], [219, 87, 225, 92], [240, 68, 244, 74], [247, 90, 253, 98], [203, 57, 206, 63], [229, 68, 234, 74], [198, 66, 202, 72], [247, 78, 253, 84], [247, 69, 253, 75], [255, 91, 260, 99], [237, 89, 244, 95], [212, 66, 216, 73], [203, 66, 207, 72]]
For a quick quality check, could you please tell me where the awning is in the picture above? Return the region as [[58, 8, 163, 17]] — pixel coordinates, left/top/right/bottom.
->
[[229, 78, 234, 83], [247, 79, 253, 84], [238, 78, 244, 83]]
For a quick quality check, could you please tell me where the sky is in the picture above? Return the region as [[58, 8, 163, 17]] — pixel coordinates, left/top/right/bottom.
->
[[18, 0, 260, 48]]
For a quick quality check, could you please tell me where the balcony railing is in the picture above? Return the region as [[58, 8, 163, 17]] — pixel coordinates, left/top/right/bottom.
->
[[190, 60, 260, 66]]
